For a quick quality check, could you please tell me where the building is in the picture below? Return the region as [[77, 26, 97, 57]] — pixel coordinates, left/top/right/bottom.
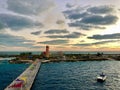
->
[[46, 45, 49, 58], [41, 45, 50, 58]]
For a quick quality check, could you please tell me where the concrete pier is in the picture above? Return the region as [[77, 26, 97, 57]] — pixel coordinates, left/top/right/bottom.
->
[[4, 59, 41, 90]]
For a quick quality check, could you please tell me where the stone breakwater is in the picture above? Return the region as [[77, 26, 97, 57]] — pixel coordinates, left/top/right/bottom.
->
[[4, 59, 41, 90]]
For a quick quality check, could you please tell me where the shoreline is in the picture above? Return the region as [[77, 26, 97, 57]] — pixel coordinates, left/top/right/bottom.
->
[[41, 58, 115, 63], [9, 57, 117, 64], [1, 53, 119, 64]]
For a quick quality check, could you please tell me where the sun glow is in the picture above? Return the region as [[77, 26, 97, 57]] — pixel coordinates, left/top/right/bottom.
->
[[101, 20, 120, 35]]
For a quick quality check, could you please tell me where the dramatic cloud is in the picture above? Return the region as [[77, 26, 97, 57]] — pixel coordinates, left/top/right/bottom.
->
[[80, 15, 118, 25], [0, 0, 119, 51], [0, 14, 42, 30], [46, 32, 85, 38], [44, 29, 69, 34], [87, 6, 114, 14], [7, 0, 55, 15], [31, 31, 41, 35], [69, 22, 106, 30], [88, 33, 120, 40], [38, 40, 69, 45], [64, 5, 118, 30], [74, 40, 120, 46], [68, 12, 90, 20], [69, 14, 118, 30], [0, 33, 35, 47], [63, 6, 85, 15]]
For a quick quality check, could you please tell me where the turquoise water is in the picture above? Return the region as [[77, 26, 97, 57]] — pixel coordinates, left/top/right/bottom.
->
[[0, 60, 29, 90], [32, 61, 120, 90], [1, 60, 120, 90]]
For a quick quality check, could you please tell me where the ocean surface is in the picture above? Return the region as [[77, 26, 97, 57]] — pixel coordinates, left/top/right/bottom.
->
[[1, 59, 120, 90], [32, 61, 120, 90], [0, 59, 29, 90]]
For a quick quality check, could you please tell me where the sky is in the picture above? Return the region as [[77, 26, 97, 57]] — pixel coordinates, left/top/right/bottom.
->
[[0, 0, 120, 51]]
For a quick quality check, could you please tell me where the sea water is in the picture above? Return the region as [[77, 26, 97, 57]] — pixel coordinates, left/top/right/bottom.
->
[[0, 59, 29, 90], [1, 60, 120, 90], [32, 61, 120, 90]]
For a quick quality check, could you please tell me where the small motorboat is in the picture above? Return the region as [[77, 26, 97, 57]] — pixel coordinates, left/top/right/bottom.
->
[[97, 73, 106, 82]]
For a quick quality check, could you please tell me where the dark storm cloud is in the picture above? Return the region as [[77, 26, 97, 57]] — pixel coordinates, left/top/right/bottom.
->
[[44, 29, 69, 34], [7, 0, 54, 15], [0, 33, 35, 47], [38, 40, 69, 45], [87, 6, 114, 14], [63, 5, 118, 30], [74, 40, 119, 46], [31, 31, 41, 35], [0, 14, 43, 30], [46, 32, 85, 38], [88, 33, 120, 40]]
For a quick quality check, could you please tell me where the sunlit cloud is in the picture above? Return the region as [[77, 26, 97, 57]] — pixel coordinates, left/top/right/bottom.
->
[[38, 39, 69, 45], [74, 40, 120, 46], [46, 32, 85, 39], [0, 0, 120, 51], [0, 33, 35, 47]]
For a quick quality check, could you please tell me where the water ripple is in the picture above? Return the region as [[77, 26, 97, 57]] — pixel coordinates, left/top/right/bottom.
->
[[32, 61, 120, 90]]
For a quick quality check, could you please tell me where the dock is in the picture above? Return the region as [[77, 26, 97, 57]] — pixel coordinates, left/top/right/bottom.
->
[[4, 59, 41, 90]]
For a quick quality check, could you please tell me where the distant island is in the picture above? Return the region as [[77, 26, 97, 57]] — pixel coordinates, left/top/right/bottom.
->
[[0, 52, 120, 64], [0, 46, 120, 64]]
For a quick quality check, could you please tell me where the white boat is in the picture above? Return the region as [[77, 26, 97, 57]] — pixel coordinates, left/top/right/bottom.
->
[[97, 73, 106, 82]]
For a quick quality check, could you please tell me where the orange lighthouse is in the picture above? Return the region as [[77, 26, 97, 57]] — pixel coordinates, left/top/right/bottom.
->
[[46, 45, 49, 58]]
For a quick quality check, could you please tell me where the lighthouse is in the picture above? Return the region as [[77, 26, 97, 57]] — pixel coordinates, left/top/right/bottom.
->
[[46, 45, 49, 58]]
